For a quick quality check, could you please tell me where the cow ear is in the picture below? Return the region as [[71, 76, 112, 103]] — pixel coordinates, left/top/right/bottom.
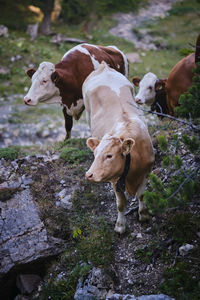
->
[[132, 77, 141, 87], [121, 138, 135, 156], [26, 68, 36, 78], [155, 79, 167, 91], [51, 71, 60, 84], [87, 138, 100, 152]]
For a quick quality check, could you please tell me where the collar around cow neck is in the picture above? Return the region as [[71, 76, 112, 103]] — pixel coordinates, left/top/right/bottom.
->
[[116, 153, 131, 193]]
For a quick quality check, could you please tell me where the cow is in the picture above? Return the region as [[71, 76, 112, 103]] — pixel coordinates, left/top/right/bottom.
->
[[24, 43, 129, 139], [132, 34, 200, 116], [83, 62, 155, 234]]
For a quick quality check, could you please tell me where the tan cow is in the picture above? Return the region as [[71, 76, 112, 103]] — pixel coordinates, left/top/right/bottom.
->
[[83, 62, 155, 234]]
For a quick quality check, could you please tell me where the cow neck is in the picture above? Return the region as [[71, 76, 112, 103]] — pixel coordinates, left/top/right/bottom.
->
[[116, 153, 131, 193]]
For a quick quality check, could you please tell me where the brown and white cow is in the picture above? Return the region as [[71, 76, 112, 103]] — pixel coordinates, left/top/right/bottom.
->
[[24, 43, 128, 139], [132, 34, 200, 116], [83, 62, 154, 234]]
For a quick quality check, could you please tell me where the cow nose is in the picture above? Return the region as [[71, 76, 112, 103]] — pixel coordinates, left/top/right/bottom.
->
[[86, 172, 93, 181], [135, 98, 143, 105], [24, 97, 32, 104]]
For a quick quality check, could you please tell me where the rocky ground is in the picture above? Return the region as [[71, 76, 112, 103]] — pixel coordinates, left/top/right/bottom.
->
[[110, 0, 182, 50], [1, 126, 199, 299]]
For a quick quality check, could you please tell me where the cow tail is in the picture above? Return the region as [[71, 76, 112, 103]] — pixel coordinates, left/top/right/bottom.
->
[[195, 34, 200, 64]]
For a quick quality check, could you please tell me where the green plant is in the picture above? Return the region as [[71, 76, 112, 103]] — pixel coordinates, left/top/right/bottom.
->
[[38, 263, 91, 300], [175, 63, 200, 120], [160, 262, 200, 299], [0, 146, 20, 160]]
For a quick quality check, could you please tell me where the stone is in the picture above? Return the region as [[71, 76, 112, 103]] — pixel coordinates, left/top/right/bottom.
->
[[60, 194, 73, 210], [74, 267, 114, 300], [16, 274, 41, 294], [0, 25, 8, 37], [26, 23, 38, 41], [179, 244, 194, 256], [106, 294, 174, 300], [126, 53, 141, 63], [0, 188, 64, 277]]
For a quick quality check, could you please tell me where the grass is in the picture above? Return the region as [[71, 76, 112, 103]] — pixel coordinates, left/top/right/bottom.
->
[[0, 145, 21, 160]]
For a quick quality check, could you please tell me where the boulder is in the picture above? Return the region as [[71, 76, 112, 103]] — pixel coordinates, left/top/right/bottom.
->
[[0, 188, 64, 277]]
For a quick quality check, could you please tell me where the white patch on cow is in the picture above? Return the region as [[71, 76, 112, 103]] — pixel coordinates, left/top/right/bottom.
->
[[24, 62, 62, 106], [114, 122, 124, 135], [135, 72, 157, 105], [108, 45, 129, 78], [117, 64, 120, 69], [95, 134, 112, 158], [83, 63, 132, 98], [91, 54, 100, 69], [62, 44, 100, 70], [115, 211, 126, 234], [130, 117, 147, 131], [65, 99, 84, 120]]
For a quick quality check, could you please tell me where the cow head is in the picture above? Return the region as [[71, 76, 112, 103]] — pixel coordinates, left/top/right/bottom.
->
[[132, 72, 166, 106], [24, 62, 62, 106], [86, 135, 135, 182]]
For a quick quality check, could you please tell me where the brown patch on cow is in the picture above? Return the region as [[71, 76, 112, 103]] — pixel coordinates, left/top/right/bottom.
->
[[26, 68, 36, 78], [132, 76, 141, 87]]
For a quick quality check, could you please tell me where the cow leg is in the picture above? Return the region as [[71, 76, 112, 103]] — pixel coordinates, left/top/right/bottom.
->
[[62, 106, 73, 139], [136, 178, 150, 222], [112, 183, 127, 234]]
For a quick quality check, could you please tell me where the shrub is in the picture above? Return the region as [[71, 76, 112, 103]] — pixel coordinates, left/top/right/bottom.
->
[[0, 146, 20, 160], [175, 63, 200, 120]]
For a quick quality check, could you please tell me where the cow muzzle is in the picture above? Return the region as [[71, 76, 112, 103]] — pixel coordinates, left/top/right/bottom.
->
[[135, 98, 143, 105], [24, 97, 37, 106], [85, 171, 94, 181]]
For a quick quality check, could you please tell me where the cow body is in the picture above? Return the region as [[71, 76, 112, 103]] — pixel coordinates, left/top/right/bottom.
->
[[165, 53, 195, 115], [24, 43, 128, 139], [83, 63, 154, 234], [132, 34, 200, 116]]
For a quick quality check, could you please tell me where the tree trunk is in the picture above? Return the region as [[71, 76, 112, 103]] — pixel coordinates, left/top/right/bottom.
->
[[40, 0, 54, 35]]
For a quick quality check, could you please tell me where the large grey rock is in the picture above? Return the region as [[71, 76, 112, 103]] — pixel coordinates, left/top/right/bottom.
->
[[74, 267, 114, 300], [0, 188, 63, 278], [106, 294, 175, 300]]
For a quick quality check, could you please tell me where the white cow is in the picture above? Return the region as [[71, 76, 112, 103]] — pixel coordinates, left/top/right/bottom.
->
[[132, 72, 166, 105]]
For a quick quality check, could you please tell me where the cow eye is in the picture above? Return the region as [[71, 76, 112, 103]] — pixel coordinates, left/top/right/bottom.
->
[[148, 86, 152, 90], [106, 154, 112, 159], [42, 80, 48, 84]]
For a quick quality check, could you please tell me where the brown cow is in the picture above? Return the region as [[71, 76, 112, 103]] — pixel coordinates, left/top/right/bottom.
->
[[24, 43, 129, 139], [166, 34, 200, 115], [83, 62, 154, 234], [132, 34, 200, 116]]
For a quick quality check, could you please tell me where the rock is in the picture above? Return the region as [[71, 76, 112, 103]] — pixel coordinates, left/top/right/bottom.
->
[[0, 25, 8, 37], [106, 294, 174, 300], [0, 188, 64, 277], [14, 295, 30, 300], [74, 267, 114, 300], [179, 244, 194, 256], [26, 23, 38, 41], [126, 53, 141, 63], [60, 194, 73, 210], [0, 66, 10, 75], [16, 274, 41, 294]]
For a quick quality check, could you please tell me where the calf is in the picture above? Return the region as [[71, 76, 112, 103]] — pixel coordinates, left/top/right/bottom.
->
[[132, 34, 200, 116], [83, 62, 154, 234], [24, 43, 128, 139]]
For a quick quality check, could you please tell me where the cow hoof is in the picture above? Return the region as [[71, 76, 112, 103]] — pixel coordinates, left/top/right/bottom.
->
[[114, 222, 126, 234]]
